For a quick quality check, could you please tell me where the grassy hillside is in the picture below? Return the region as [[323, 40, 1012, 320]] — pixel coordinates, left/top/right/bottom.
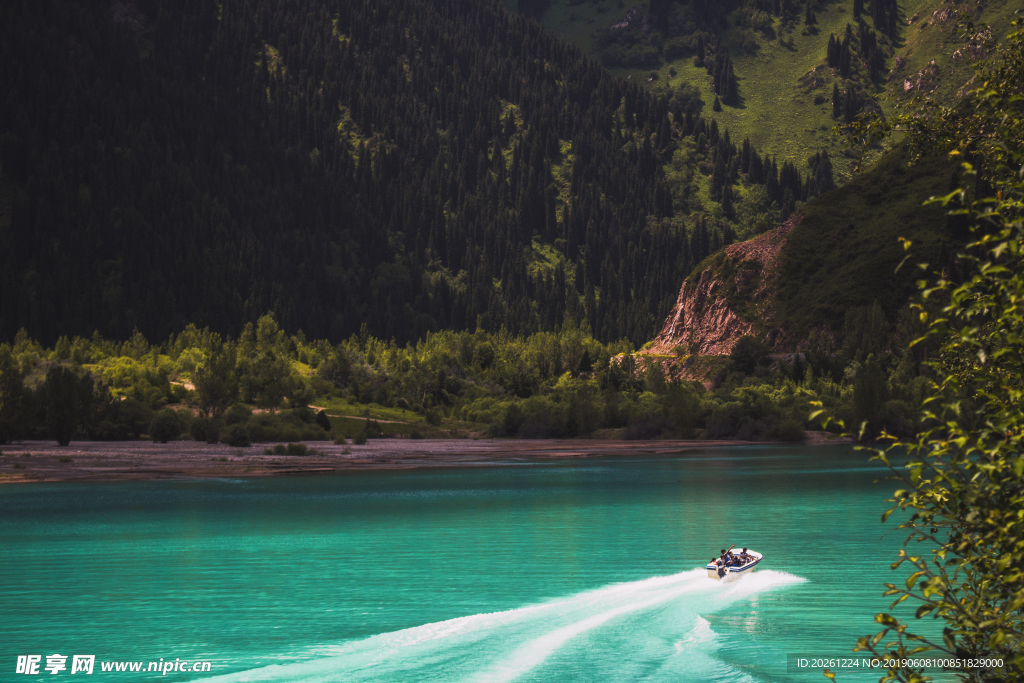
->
[[774, 144, 960, 334], [522, 0, 1018, 182]]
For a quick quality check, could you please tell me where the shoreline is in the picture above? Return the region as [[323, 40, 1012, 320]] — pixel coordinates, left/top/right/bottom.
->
[[0, 432, 851, 484]]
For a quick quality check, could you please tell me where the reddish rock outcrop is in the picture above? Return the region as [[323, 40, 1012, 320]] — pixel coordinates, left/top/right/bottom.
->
[[646, 214, 799, 356]]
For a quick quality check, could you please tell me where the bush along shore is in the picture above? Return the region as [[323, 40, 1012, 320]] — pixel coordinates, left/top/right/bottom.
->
[[0, 310, 927, 448]]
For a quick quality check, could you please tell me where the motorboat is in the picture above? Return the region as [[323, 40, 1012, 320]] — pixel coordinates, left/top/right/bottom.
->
[[706, 548, 762, 580]]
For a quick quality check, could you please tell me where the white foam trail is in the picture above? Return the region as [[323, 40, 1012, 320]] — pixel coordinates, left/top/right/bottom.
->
[[679, 615, 716, 648], [469, 573, 714, 683], [197, 569, 805, 683]]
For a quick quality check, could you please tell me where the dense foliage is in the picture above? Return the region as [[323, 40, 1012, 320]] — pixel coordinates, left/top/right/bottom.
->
[[820, 15, 1024, 683], [0, 0, 829, 349], [0, 301, 936, 449]]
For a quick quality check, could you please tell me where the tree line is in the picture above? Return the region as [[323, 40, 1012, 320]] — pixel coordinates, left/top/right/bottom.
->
[[0, 306, 929, 448]]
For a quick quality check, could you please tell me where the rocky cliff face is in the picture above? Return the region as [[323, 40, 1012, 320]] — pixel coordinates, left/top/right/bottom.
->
[[646, 214, 800, 356]]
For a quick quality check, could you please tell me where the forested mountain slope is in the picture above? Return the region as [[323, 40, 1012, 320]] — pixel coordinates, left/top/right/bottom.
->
[[519, 0, 1019, 180], [1, 0, 832, 348], [645, 145, 963, 358]]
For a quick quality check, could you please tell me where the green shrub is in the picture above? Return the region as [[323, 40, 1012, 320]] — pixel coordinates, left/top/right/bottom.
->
[[190, 416, 219, 444], [730, 336, 770, 375], [362, 419, 383, 438], [706, 402, 747, 438], [352, 433, 368, 445], [623, 413, 667, 440], [291, 406, 315, 424], [409, 429, 424, 439], [517, 396, 569, 438], [223, 403, 253, 426], [262, 442, 308, 455], [240, 411, 328, 443], [149, 409, 182, 443], [770, 417, 806, 442], [300, 424, 325, 440], [220, 423, 251, 447], [116, 397, 154, 440], [333, 435, 347, 445], [496, 403, 523, 437]]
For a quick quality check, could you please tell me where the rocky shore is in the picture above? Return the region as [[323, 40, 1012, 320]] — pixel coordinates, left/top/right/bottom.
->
[[0, 433, 849, 483]]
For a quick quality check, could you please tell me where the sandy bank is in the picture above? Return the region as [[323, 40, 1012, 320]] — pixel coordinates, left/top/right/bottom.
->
[[0, 432, 850, 484]]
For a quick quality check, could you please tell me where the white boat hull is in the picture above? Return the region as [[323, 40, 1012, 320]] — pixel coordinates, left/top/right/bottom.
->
[[706, 549, 762, 580]]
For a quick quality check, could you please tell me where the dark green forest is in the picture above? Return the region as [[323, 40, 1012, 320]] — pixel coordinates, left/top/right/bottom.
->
[[0, 0, 828, 348]]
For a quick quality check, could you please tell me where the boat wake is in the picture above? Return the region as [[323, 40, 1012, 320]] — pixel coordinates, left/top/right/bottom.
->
[[199, 569, 805, 682]]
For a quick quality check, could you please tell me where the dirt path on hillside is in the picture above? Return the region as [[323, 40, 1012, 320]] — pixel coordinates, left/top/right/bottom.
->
[[307, 405, 410, 424]]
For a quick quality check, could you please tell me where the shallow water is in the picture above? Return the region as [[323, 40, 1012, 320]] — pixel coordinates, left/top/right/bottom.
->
[[0, 445, 935, 681]]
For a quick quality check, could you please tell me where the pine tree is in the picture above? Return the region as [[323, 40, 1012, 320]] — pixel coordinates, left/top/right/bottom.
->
[[843, 88, 860, 123], [871, 0, 886, 34], [839, 42, 852, 78], [710, 152, 729, 198], [721, 184, 735, 219], [749, 152, 764, 184], [781, 187, 796, 220], [827, 35, 839, 68], [832, 82, 842, 118]]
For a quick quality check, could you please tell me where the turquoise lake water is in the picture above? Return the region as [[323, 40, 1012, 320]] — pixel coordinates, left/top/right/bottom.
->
[[1, 445, 937, 682]]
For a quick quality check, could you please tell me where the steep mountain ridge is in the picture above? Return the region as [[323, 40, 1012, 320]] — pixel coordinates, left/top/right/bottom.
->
[[647, 214, 798, 356], [644, 144, 964, 357]]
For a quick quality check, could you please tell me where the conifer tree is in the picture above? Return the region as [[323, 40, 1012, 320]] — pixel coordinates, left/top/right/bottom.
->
[[780, 187, 796, 220], [843, 88, 860, 123], [721, 185, 735, 219], [839, 34, 852, 78]]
